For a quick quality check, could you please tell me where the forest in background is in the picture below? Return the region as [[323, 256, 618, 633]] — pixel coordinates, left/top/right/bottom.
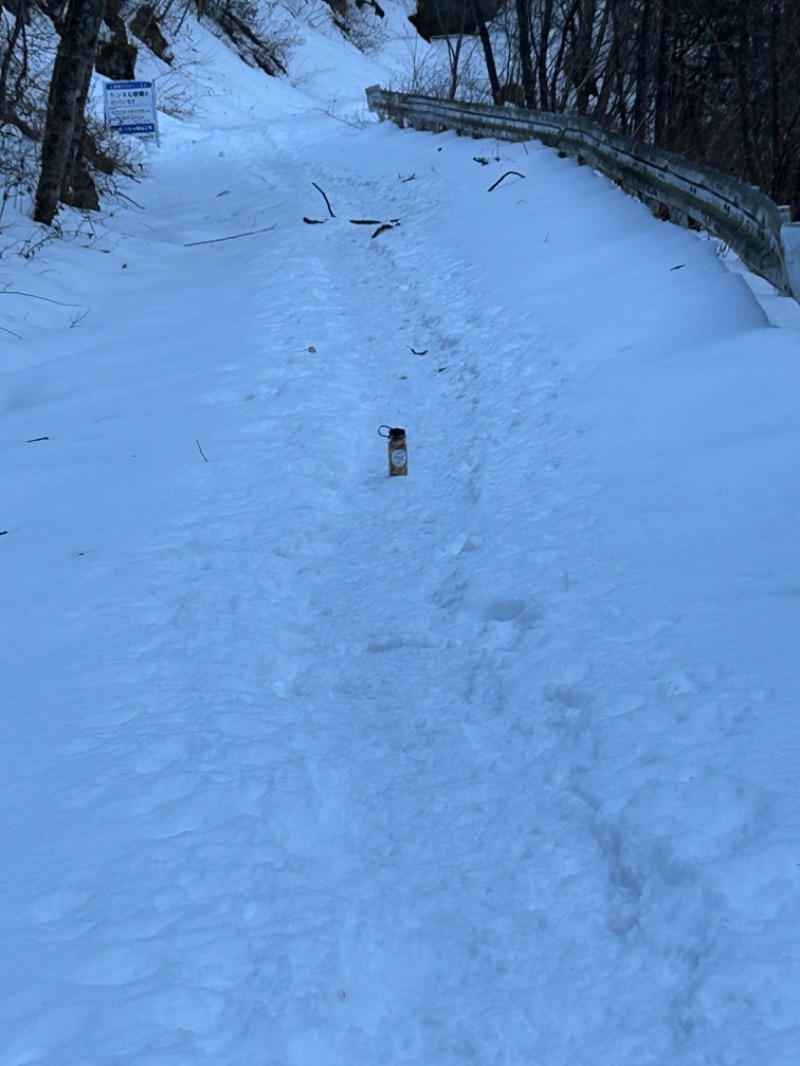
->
[[496, 0, 800, 217], [1, 0, 799, 224]]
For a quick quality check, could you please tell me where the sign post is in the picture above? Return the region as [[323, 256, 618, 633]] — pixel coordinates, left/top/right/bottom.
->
[[103, 80, 159, 144]]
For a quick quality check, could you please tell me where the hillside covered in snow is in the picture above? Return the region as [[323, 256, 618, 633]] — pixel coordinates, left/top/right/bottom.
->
[[1, 4, 799, 1064]]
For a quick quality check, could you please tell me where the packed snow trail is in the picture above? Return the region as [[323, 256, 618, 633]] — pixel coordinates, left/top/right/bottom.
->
[[2, 26, 800, 1066]]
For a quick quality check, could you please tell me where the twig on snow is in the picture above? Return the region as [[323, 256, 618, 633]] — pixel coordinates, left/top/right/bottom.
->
[[372, 222, 399, 238], [184, 224, 277, 247], [0, 289, 79, 307], [487, 171, 526, 192], [351, 217, 400, 226], [312, 182, 336, 218], [116, 191, 146, 209]]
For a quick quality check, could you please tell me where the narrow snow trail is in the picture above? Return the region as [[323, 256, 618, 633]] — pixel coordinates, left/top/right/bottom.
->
[[2, 44, 799, 1065]]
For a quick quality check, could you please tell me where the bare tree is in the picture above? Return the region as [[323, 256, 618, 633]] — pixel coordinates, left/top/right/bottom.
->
[[0, 0, 30, 123], [514, 0, 536, 107], [471, 0, 502, 104], [34, 0, 108, 225]]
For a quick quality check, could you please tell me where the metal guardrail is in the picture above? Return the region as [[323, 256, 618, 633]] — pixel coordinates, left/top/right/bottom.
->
[[366, 86, 800, 303]]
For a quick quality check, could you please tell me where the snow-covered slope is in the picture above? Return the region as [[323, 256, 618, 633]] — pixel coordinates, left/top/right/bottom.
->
[[1, 11, 799, 1065]]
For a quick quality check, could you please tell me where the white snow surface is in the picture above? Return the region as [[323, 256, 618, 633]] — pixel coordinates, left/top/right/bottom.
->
[[2, 11, 800, 1065]]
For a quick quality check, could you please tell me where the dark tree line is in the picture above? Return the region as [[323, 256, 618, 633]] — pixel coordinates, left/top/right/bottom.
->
[[500, 0, 800, 217]]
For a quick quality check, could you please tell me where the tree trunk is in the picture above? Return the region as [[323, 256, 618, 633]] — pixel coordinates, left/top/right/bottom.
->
[[593, 3, 622, 128], [514, 0, 536, 107], [34, 0, 108, 225], [446, 34, 463, 101], [632, 0, 652, 138], [536, 0, 554, 109], [653, 0, 671, 146], [573, 0, 596, 113], [0, 0, 27, 117], [471, 0, 502, 105]]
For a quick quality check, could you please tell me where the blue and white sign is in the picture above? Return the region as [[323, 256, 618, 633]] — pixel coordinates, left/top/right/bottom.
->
[[104, 80, 159, 141]]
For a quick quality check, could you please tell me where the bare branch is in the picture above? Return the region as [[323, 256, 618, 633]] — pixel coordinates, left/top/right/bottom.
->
[[487, 171, 526, 191], [184, 224, 277, 247], [312, 182, 336, 218]]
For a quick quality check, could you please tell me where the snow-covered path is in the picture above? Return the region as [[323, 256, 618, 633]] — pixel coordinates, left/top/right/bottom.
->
[[2, 25, 800, 1065]]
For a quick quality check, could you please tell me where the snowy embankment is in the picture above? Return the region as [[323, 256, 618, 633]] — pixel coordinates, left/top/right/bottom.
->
[[1, 11, 799, 1065]]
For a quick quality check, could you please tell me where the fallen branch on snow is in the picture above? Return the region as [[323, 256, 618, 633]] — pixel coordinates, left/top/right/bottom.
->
[[312, 182, 336, 218], [371, 222, 399, 238], [184, 224, 277, 247], [0, 289, 79, 306], [487, 171, 526, 192], [304, 185, 400, 236]]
